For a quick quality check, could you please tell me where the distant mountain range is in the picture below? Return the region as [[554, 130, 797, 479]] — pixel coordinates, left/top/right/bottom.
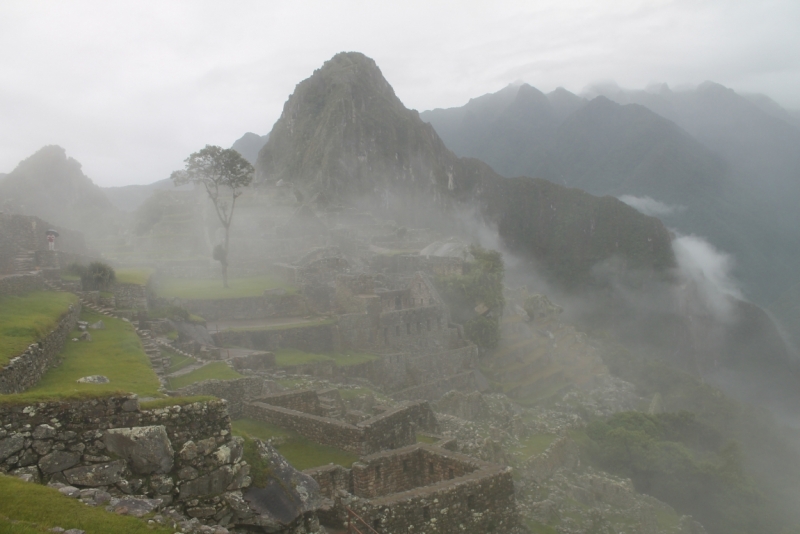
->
[[420, 82, 800, 348]]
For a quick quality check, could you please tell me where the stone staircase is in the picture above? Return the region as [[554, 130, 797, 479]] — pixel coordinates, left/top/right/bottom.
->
[[13, 250, 36, 273]]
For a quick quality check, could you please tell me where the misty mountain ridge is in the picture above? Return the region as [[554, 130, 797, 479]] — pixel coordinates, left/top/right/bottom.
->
[[231, 132, 270, 164], [421, 80, 800, 351], [0, 145, 120, 237], [255, 51, 675, 286]]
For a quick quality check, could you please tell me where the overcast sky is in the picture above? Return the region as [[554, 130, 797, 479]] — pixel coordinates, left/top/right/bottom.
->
[[1, 0, 798, 186]]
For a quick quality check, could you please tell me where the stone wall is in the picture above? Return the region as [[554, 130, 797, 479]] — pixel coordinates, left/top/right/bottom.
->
[[0, 396, 265, 528], [173, 377, 279, 418], [0, 272, 45, 297], [176, 293, 307, 322], [0, 213, 88, 274], [0, 301, 80, 394], [306, 444, 522, 534], [391, 371, 480, 402], [369, 254, 465, 277], [113, 283, 148, 310], [243, 398, 438, 456], [350, 446, 479, 499], [212, 322, 339, 354], [359, 401, 439, 455], [255, 389, 322, 416], [244, 402, 364, 454]]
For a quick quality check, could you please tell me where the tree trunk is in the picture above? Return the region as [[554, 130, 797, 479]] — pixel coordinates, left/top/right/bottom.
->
[[222, 224, 230, 288]]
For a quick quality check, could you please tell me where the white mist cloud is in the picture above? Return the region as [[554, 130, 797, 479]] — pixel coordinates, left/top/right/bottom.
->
[[672, 234, 742, 320], [619, 195, 685, 217]]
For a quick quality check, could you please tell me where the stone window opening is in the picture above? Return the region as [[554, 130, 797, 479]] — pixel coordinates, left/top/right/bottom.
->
[[330, 472, 336, 486], [403, 460, 409, 472], [428, 462, 434, 475], [376, 465, 381, 479], [423, 506, 431, 521], [448, 468, 454, 479], [373, 519, 381, 531], [468, 494, 476, 510]]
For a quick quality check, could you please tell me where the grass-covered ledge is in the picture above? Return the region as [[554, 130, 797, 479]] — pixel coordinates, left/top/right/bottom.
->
[[21, 309, 161, 398], [0, 291, 79, 366]]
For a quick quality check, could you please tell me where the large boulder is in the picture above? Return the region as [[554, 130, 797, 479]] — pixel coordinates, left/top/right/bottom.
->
[[240, 441, 322, 529], [103, 426, 174, 475]]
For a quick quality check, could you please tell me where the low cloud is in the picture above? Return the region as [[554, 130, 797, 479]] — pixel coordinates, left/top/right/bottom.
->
[[672, 233, 742, 320], [619, 195, 685, 217]]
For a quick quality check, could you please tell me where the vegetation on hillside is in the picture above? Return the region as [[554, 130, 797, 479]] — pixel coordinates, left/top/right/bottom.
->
[[597, 342, 800, 534], [584, 411, 760, 534]]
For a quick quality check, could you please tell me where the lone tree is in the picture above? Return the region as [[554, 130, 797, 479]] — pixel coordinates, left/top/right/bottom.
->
[[171, 145, 254, 288]]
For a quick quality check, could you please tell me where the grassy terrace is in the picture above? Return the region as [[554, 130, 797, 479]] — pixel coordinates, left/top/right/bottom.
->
[[115, 268, 154, 286], [154, 274, 296, 300], [167, 361, 243, 390], [275, 348, 378, 368], [232, 418, 358, 471], [0, 474, 172, 534], [0, 292, 79, 367], [2, 310, 162, 403]]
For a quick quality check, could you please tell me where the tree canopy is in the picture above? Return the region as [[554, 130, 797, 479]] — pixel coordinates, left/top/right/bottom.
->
[[171, 145, 254, 287]]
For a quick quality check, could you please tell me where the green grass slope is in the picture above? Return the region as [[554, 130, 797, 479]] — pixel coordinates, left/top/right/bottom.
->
[[0, 474, 172, 534], [0, 292, 79, 366]]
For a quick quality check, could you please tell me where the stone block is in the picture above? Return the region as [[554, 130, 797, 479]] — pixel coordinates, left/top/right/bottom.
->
[[103, 425, 174, 475], [64, 460, 126, 486], [38, 451, 81, 474]]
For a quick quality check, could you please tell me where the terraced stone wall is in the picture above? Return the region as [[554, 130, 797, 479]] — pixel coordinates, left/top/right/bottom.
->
[[0, 272, 44, 297], [244, 402, 364, 454], [173, 377, 279, 418], [0, 300, 79, 394], [0, 396, 257, 526], [306, 444, 523, 534], [255, 389, 322, 416], [177, 293, 307, 321], [212, 321, 338, 354], [243, 398, 438, 456]]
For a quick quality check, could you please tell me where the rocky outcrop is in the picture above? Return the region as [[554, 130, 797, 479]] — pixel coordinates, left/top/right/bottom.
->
[[240, 441, 322, 531]]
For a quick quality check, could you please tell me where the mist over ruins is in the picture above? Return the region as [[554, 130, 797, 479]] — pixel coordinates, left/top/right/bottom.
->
[[1, 34, 800, 534]]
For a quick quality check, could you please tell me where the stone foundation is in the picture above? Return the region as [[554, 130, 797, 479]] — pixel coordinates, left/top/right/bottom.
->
[[306, 444, 523, 534]]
